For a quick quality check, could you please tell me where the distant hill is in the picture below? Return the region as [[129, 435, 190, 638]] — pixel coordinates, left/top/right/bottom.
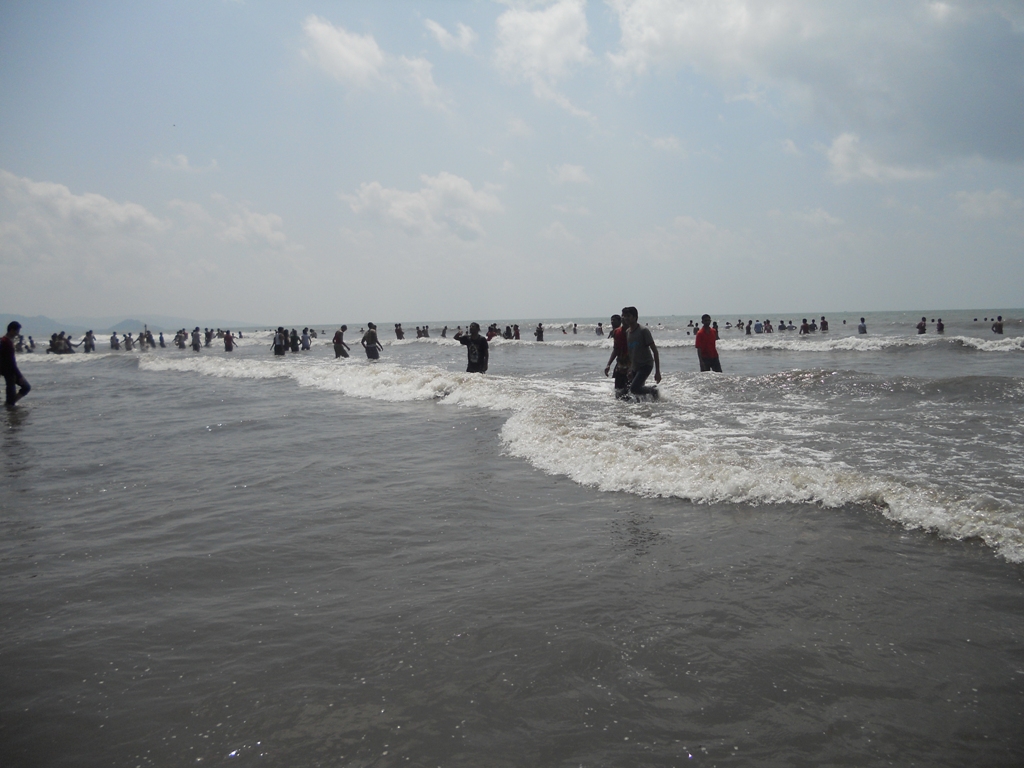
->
[[0, 313, 264, 337]]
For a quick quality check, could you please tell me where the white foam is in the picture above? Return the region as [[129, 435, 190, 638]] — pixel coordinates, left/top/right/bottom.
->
[[136, 355, 1024, 562]]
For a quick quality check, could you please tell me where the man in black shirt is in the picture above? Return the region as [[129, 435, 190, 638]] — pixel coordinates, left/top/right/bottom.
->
[[458, 322, 489, 373]]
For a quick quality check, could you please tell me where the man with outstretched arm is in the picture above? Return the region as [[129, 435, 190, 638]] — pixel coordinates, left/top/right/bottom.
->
[[621, 306, 661, 400], [458, 322, 489, 373]]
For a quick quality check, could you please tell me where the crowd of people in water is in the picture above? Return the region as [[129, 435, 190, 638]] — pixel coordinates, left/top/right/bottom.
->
[[2, 313, 1017, 409]]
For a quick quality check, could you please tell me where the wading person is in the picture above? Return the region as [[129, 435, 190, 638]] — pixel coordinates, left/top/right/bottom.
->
[[458, 322, 489, 373], [333, 325, 350, 358], [621, 306, 661, 400], [2, 321, 31, 409], [602, 314, 629, 399], [361, 323, 382, 360], [695, 314, 722, 372]]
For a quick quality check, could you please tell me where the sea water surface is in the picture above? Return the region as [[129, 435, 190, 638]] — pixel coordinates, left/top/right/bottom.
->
[[2, 309, 1023, 767]]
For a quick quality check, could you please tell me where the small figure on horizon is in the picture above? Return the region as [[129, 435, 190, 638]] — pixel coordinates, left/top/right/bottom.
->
[[2, 321, 31, 409]]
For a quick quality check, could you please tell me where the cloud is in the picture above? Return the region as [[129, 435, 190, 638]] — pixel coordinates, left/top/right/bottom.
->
[[550, 163, 591, 184], [506, 117, 534, 138], [152, 154, 219, 173], [425, 19, 478, 53], [826, 133, 935, 183], [953, 189, 1024, 219], [781, 139, 801, 155], [303, 15, 445, 107], [644, 134, 685, 155], [344, 172, 503, 239], [785, 207, 843, 226], [1, 169, 166, 234], [494, 0, 594, 117], [606, 1, 1024, 164], [540, 221, 579, 241]]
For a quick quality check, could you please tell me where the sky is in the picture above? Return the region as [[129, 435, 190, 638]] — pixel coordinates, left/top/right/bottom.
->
[[1, 0, 1022, 324]]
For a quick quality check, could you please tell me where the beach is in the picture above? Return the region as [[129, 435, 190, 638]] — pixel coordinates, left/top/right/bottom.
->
[[2, 309, 1023, 766]]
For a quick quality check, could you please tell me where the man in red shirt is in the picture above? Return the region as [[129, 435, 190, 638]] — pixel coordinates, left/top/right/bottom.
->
[[2, 321, 32, 408], [695, 314, 722, 372], [602, 314, 629, 399]]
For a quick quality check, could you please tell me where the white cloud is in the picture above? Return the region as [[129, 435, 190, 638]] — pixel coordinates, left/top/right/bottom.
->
[[506, 117, 534, 138], [644, 134, 685, 155], [826, 133, 934, 184], [425, 19, 478, 53], [1, 169, 166, 234], [494, 0, 594, 117], [781, 139, 801, 155], [344, 172, 503, 239], [550, 163, 591, 184], [303, 16, 445, 107], [606, 1, 1024, 164], [302, 16, 385, 89], [540, 221, 579, 241], [953, 189, 1024, 219], [553, 203, 591, 216], [152, 154, 219, 173]]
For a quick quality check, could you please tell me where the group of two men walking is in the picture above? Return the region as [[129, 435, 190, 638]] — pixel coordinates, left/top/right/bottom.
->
[[603, 309, 721, 400]]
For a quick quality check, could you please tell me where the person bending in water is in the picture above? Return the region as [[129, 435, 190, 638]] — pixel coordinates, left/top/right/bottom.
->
[[695, 314, 722, 372], [622, 306, 661, 400], [361, 323, 382, 360], [603, 314, 630, 399], [458, 322, 489, 373], [333, 326, 350, 358], [2, 321, 31, 409]]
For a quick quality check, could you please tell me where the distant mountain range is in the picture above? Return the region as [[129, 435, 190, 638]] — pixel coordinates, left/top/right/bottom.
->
[[1, 313, 267, 337]]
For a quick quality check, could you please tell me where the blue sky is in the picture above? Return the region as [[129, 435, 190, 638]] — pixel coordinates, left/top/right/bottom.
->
[[1, 0, 1022, 323]]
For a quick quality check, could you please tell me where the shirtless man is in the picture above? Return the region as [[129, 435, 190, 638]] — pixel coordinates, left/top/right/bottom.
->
[[2, 321, 31, 409], [621, 306, 661, 400], [361, 323, 382, 360], [333, 326, 350, 358]]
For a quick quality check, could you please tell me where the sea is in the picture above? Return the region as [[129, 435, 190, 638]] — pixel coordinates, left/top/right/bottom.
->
[[2, 308, 1023, 767]]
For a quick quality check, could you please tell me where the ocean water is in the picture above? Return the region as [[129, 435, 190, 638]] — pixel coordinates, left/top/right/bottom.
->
[[2, 309, 1023, 767]]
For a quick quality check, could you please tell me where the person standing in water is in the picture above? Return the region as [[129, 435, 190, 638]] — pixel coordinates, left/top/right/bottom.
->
[[272, 327, 287, 356], [992, 316, 1004, 334], [534, 323, 544, 342], [223, 330, 237, 352], [332, 326, 350, 358], [191, 327, 202, 352], [361, 323, 382, 360], [2, 321, 31, 409], [458, 322, 489, 373], [858, 317, 867, 334], [695, 314, 722, 372], [622, 306, 661, 400], [602, 314, 629, 399]]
